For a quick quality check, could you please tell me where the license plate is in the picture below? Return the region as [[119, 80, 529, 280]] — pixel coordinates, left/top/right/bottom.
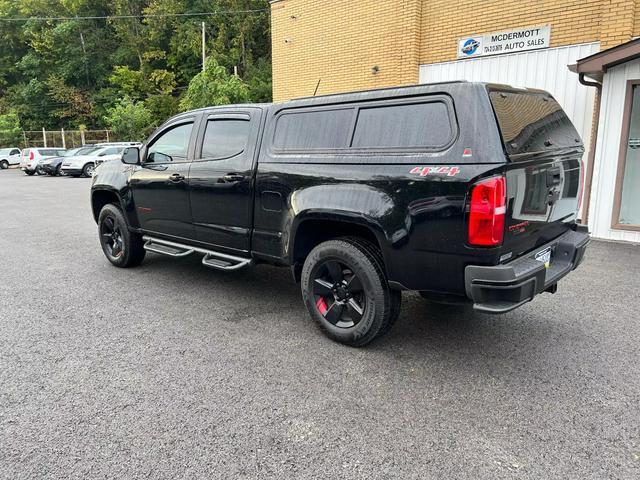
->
[[535, 247, 552, 268]]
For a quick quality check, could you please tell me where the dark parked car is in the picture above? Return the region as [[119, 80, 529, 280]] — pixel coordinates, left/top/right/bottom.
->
[[91, 82, 589, 346], [39, 147, 95, 176]]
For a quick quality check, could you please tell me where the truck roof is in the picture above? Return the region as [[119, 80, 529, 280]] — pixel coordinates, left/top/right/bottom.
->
[[169, 82, 550, 123]]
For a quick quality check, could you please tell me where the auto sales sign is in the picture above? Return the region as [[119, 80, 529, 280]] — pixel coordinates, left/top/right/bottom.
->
[[457, 25, 550, 58]]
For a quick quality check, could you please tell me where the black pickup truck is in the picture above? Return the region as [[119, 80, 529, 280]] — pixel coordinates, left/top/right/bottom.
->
[[91, 82, 589, 346]]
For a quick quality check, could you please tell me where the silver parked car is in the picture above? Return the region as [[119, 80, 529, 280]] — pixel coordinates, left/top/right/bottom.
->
[[61, 145, 132, 177]]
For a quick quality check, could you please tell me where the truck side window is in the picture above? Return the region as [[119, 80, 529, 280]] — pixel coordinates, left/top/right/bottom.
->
[[147, 122, 193, 163], [351, 102, 452, 149], [201, 119, 250, 159], [273, 108, 353, 150], [10, 149, 19, 155]]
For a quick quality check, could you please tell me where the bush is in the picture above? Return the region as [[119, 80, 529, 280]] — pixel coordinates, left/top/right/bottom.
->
[[104, 97, 153, 142], [179, 58, 249, 111], [0, 112, 22, 146]]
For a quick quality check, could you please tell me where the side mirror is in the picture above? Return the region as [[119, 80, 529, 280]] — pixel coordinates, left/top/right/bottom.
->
[[122, 147, 140, 165]]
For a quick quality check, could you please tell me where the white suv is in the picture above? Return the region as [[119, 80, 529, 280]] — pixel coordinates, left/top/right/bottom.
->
[[0, 148, 21, 169], [20, 148, 66, 175], [61, 145, 129, 178]]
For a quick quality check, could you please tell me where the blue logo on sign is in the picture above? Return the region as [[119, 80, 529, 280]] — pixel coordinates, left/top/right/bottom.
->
[[461, 38, 480, 55]]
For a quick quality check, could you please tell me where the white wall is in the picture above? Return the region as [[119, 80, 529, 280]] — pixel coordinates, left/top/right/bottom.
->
[[589, 58, 640, 243]]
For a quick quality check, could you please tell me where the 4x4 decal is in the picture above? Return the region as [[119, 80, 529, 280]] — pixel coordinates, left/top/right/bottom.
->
[[410, 166, 460, 177]]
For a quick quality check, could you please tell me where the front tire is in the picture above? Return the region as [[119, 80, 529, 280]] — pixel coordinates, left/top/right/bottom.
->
[[0, 160, 8, 170], [82, 162, 95, 177], [98, 204, 146, 268], [25, 170, 35, 176], [301, 238, 397, 347]]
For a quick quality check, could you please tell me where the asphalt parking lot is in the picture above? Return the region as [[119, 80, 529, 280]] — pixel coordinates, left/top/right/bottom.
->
[[1, 168, 639, 479]]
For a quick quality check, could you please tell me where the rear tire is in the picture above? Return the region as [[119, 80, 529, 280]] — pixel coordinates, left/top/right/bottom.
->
[[301, 238, 396, 347], [25, 170, 35, 176], [0, 160, 8, 169], [98, 203, 146, 268], [82, 162, 95, 177]]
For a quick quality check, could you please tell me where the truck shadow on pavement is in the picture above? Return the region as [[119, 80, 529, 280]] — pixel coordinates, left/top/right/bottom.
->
[[138, 251, 575, 372]]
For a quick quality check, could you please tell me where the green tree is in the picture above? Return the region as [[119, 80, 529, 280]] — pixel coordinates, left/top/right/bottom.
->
[[0, 112, 22, 146], [104, 96, 153, 141], [179, 57, 249, 110], [0, 1, 272, 129], [46, 75, 94, 126]]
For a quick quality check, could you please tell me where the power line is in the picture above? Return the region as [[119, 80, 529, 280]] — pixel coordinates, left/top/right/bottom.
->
[[0, 9, 269, 23]]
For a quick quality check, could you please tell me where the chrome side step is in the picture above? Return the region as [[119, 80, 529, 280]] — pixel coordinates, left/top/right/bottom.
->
[[142, 236, 253, 271], [143, 239, 194, 257]]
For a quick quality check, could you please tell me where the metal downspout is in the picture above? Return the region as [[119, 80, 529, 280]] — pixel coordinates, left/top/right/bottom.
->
[[578, 72, 602, 226]]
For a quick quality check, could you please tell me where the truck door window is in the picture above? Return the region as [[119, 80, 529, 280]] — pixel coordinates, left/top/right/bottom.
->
[[201, 119, 250, 159], [147, 122, 193, 163]]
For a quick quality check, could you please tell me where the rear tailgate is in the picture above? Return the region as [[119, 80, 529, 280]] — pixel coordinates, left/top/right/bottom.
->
[[487, 86, 584, 261]]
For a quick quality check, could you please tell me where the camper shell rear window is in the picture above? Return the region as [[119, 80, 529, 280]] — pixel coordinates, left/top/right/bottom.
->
[[271, 95, 457, 154], [488, 88, 583, 157]]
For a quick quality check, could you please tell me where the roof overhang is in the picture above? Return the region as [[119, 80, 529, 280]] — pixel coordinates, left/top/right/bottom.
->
[[568, 38, 640, 82]]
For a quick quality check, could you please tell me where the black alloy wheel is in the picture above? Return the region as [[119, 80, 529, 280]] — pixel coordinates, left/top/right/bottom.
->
[[97, 204, 146, 268], [301, 238, 399, 346], [312, 259, 365, 329], [100, 214, 125, 260]]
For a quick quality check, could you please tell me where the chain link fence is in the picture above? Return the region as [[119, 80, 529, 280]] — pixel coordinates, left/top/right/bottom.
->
[[0, 129, 116, 149]]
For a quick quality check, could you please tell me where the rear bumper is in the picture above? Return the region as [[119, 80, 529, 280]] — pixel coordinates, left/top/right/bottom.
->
[[464, 226, 590, 314]]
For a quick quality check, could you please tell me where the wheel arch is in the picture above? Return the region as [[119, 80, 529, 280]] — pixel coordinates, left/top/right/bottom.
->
[[91, 188, 123, 223], [289, 213, 389, 282]]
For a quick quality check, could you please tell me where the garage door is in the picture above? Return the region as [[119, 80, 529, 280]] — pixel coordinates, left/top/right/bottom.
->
[[419, 43, 600, 156]]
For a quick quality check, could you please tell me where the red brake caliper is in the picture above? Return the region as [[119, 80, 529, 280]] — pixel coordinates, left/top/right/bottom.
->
[[316, 297, 328, 315]]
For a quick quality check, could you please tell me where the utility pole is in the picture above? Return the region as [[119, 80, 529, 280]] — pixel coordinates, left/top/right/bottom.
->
[[202, 21, 206, 71]]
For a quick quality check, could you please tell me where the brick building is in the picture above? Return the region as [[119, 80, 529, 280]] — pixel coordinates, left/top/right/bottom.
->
[[270, 0, 640, 242]]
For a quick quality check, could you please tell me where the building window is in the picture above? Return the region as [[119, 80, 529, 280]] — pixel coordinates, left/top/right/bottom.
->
[[613, 81, 640, 230]]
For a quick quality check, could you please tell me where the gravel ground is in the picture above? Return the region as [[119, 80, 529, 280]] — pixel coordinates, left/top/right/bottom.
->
[[0, 168, 639, 479]]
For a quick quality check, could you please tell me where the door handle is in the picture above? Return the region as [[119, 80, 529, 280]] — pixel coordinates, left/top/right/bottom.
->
[[222, 173, 245, 183], [169, 173, 185, 182]]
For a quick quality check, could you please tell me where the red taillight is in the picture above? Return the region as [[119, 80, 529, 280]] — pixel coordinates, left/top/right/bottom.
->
[[29, 150, 34, 161], [468, 176, 506, 247]]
